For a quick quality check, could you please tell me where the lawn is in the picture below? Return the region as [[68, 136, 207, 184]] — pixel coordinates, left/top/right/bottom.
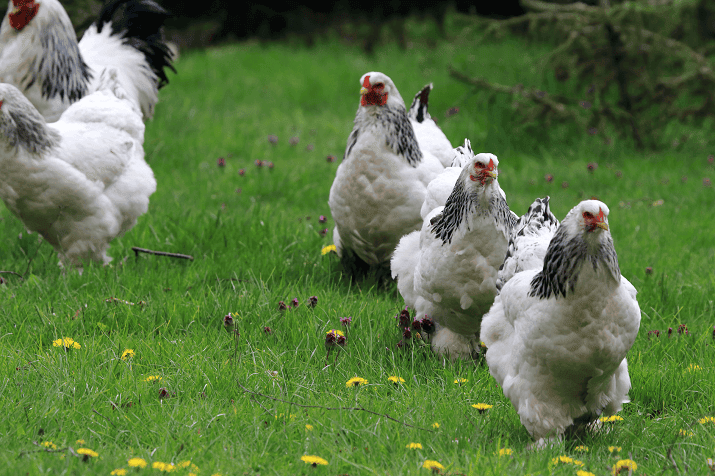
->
[[1, 17, 714, 475]]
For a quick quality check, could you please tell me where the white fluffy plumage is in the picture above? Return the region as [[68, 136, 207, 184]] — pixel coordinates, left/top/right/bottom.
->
[[391, 151, 516, 360], [496, 196, 560, 291], [0, 69, 155, 266], [408, 83, 454, 168], [420, 138, 475, 219], [0, 0, 174, 122], [480, 200, 641, 444], [328, 71, 444, 268]]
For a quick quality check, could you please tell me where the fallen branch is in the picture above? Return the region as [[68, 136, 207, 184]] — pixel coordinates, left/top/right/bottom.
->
[[132, 247, 194, 261], [236, 380, 434, 432], [0, 271, 24, 280]]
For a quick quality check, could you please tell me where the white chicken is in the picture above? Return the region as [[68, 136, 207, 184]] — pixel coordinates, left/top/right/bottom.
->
[[391, 152, 517, 360], [328, 71, 444, 270], [420, 137, 474, 219], [0, 68, 155, 266], [408, 83, 454, 168], [0, 0, 174, 122], [480, 200, 641, 445], [496, 196, 559, 291]]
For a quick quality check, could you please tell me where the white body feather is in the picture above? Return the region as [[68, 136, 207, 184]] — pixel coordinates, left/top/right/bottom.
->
[[0, 72, 155, 266], [480, 200, 641, 442]]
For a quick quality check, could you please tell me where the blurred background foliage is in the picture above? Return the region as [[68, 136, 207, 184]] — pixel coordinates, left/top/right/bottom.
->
[[60, 0, 715, 150]]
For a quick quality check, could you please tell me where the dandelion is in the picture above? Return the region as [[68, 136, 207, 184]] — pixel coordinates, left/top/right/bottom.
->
[[77, 448, 98, 458], [176, 461, 192, 469], [300, 455, 328, 466], [574, 445, 589, 452], [41, 441, 57, 449], [144, 375, 162, 383], [346, 377, 368, 387], [321, 245, 336, 255], [406, 442, 423, 449], [305, 424, 314, 431], [686, 363, 702, 372], [76, 439, 85, 445], [432, 422, 440, 429], [121, 349, 135, 360], [52, 337, 81, 349], [471, 403, 492, 413], [678, 429, 693, 437], [577, 471, 595, 476], [612, 459, 637, 475], [422, 460, 445, 471], [599, 415, 624, 423], [111, 470, 127, 476], [698, 416, 715, 424], [549, 456, 584, 469], [388, 376, 405, 385], [497, 448, 513, 457], [454, 378, 468, 385], [128, 458, 147, 468]]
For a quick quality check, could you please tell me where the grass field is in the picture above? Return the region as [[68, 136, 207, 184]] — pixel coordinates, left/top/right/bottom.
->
[[1, 19, 714, 475]]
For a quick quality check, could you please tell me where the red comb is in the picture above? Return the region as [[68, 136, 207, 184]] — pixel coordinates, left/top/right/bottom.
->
[[488, 158, 495, 170], [362, 76, 371, 88], [598, 208, 605, 221]]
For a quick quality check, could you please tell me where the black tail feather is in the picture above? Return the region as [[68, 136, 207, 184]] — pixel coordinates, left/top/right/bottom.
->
[[408, 83, 433, 123], [94, 0, 176, 88]]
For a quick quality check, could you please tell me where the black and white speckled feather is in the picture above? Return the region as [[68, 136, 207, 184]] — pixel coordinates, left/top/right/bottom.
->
[[381, 103, 423, 167], [408, 83, 432, 124], [23, 15, 92, 102], [529, 203, 620, 300], [496, 196, 559, 291], [0, 85, 60, 154]]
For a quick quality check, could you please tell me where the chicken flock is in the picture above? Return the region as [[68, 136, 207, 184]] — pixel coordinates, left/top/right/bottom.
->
[[0, 2, 641, 447]]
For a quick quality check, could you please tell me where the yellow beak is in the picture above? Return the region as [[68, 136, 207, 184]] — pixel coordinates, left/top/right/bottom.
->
[[596, 221, 609, 231], [360, 87, 369, 95]]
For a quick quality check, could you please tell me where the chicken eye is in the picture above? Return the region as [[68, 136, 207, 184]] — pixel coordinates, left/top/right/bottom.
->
[[474, 163, 486, 169], [374, 83, 384, 89], [583, 212, 594, 219]]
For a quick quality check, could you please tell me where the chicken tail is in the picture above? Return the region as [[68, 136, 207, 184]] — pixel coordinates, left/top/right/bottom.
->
[[408, 83, 433, 123], [93, 0, 176, 89]]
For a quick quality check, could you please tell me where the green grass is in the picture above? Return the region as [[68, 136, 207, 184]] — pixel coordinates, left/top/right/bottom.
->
[[1, 23, 715, 475]]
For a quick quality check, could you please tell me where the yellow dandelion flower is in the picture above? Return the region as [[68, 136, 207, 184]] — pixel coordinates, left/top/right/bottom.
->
[[327, 329, 345, 336], [577, 471, 596, 476], [76, 448, 98, 457], [321, 245, 337, 255], [686, 363, 702, 372], [144, 375, 162, 383], [453, 378, 468, 384], [472, 403, 493, 413], [406, 442, 423, 450], [190, 464, 200, 472], [111, 469, 127, 476], [612, 459, 637, 475], [75, 439, 85, 445], [176, 461, 192, 469], [189, 473, 198, 476], [210, 473, 222, 476], [422, 460, 445, 470], [128, 457, 147, 468], [52, 337, 81, 349], [574, 445, 589, 452], [497, 448, 513, 457], [698, 416, 715, 424], [679, 429, 693, 437], [549, 455, 584, 469], [346, 377, 368, 387], [121, 349, 135, 360], [305, 424, 314, 431], [599, 415, 624, 423], [301, 455, 328, 466], [432, 422, 440, 429], [152, 462, 166, 470], [41, 441, 57, 450], [388, 376, 405, 384]]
